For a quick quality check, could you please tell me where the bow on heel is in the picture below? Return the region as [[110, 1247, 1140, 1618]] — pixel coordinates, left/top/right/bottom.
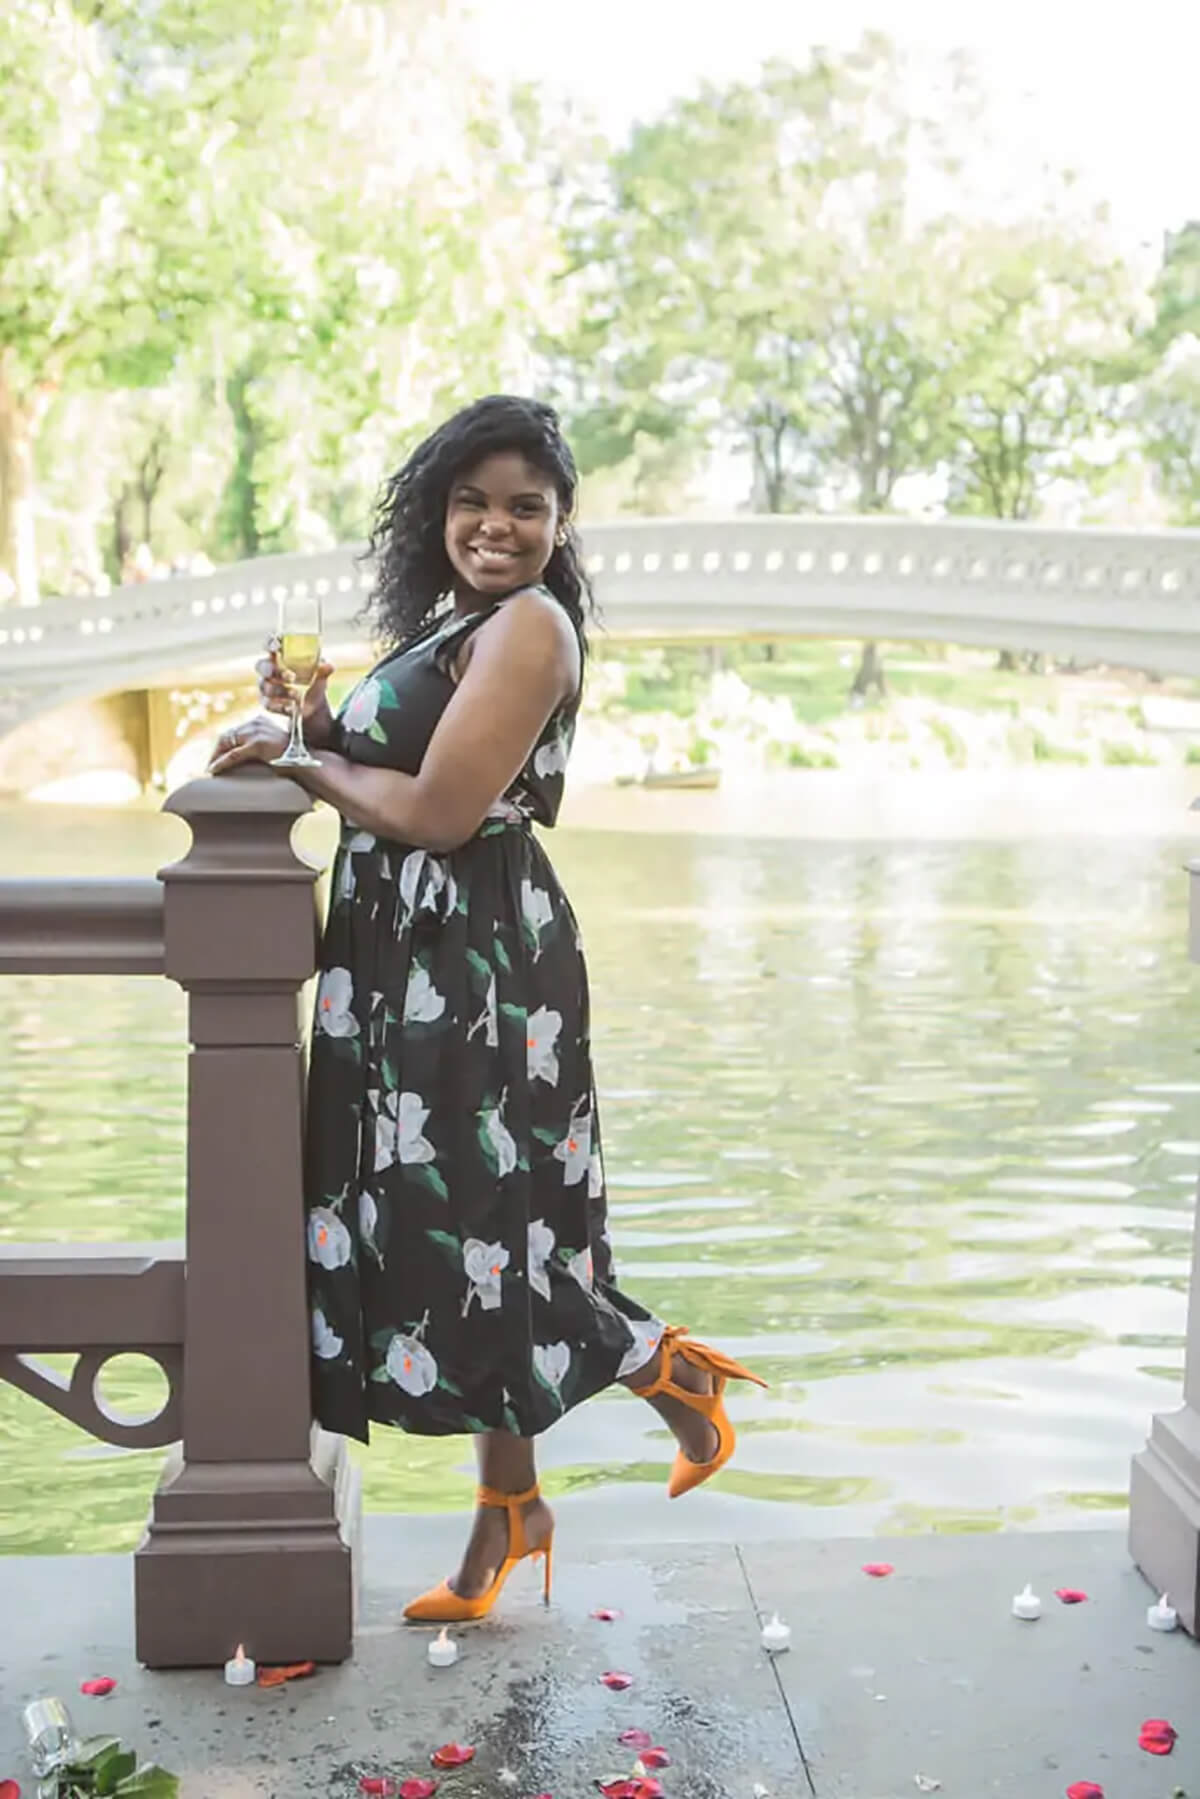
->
[[637, 1324, 768, 1498]]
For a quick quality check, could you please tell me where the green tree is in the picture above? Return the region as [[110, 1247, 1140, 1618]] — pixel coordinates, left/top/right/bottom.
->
[[939, 216, 1141, 522], [0, 0, 339, 602], [1131, 222, 1200, 524], [551, 36, 969, 696]]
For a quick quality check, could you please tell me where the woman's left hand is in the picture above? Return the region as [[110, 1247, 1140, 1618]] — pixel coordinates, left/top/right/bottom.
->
[[208, 714, 291, 776]]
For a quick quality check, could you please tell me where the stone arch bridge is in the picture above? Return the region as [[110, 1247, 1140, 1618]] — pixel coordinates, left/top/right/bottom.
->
[[2, 515, 1198, 769]]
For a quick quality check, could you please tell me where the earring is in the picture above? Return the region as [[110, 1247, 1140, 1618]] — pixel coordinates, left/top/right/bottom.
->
[[555, 528, 568, 547]]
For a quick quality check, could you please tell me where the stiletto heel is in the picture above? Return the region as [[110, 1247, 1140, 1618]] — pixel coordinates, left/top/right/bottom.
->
[[539, 1540, 553, 1606], [403, 1481, 554, 1623], [637, 1324, 767, 1499]]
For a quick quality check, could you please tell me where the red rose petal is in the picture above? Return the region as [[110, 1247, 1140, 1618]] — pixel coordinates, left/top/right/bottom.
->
[[600, 1670, 634, 1690], [398, 1783, 438, 1799], [591, 1608, 623, 1622], [1138, 1717, 1177, 1755], [430, 1745, 475, 1770], [618, 1730, 653, 1750], [1066, 1784, 1104, 1799], [257, 1660, 317, 1688], [0, 1780, 21, 1799], [359, 1781, 396, 1798], [80, 1677, 117, 1697], [640, 1749, 671, 1769], [598, 1784, 663, 1799], [862, 1563, 894, 1578], [1054, 1588, 1088, 1605]]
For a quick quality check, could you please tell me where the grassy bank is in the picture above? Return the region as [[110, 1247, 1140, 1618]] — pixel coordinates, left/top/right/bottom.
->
[[575, 639, 1200, 780]]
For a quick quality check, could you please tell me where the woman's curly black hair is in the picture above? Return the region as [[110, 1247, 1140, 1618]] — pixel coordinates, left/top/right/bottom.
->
[[363, 394, 595, 655]]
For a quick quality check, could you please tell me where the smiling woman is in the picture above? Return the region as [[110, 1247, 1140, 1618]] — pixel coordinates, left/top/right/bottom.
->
[[206, 394, 765, 1627]]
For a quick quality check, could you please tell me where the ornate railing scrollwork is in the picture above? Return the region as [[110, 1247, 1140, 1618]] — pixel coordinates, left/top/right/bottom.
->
[[0, 1346, 182, 1449]]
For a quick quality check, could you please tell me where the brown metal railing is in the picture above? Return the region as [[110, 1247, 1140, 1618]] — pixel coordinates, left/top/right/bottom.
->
[[0, 767, 358, 1667]]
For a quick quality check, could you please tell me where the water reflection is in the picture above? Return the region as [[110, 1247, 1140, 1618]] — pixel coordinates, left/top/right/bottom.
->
[[0, 802, 1196, 1552]]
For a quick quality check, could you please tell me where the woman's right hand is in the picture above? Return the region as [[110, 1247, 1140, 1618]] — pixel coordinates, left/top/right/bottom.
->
[[255, 636, 337, 749]]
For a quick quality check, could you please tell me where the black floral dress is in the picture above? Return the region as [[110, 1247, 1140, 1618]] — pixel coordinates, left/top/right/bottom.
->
[[304, 593, 662, 1443]]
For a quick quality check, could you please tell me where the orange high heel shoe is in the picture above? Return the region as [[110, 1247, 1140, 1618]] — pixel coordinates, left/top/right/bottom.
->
[[638, 1325, 768, 1499], [402, 1481, 553, 1624]]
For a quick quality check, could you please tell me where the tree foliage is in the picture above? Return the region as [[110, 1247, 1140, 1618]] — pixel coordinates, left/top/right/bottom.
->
[[0, 20, 1188, 607]]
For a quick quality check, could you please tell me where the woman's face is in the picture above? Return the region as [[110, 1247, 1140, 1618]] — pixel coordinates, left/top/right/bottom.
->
[[444, 451, 561, 600]]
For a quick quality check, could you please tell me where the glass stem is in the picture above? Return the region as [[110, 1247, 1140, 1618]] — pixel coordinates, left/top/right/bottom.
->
[[287, 698, 307, 760]]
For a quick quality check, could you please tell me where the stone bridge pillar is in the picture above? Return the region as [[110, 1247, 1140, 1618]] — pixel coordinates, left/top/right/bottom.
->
[[1129, 849, 1200, 1635]]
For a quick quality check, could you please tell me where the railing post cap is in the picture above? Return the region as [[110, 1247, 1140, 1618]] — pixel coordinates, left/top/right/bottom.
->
[[163, 765, 313, 825]]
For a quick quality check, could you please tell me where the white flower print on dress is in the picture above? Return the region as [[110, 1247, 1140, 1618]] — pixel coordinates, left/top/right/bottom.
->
[[528, 1218, 556, 1302], [567, 1247, 594, 1291], [526, 1005, 562, 1086], [520, 879, 553, 956], [587, 1148, 604, 1200], [462, 1238, 510, 1312], [315, 967, 359, 1038], [398, 850, 457, 924], [385, 1331, 438, 1395], [404, 962, 446, 1024], [359, 1189, 378, 1245], [375, 1090, 436, 1171], [533, 730, 569, 781], [617, 1315, 664, 1381], [483, 1104, 518, 1177], [342, 676, 383, 734], [347, 830, 376, 852], [467, 970, 498, 1046], [533, 1340, 571, 1390], [312, 1306, 343, 1360], [308, 1206, 352, 1269], [337, 854, 356, 902], [553, 1107, 592, 1185]]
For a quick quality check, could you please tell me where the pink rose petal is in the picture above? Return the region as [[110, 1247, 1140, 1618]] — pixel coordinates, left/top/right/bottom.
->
[[398, 1782, 438, 1799], [600, 1670, 634, 1690], [430, 1745, 474, 1770], [1066, 1785, 1104, 1799], [862, 1563, 894, 1578], [1138, 1717, 1177, 1756], [80, 1678, 117, 1697], [0, 1780, 20, 1799], [640, 1749, 671, 1770], [591, 1608, 623, 1622], [1054, 1588, 1088, 1605], [358, 1781, 396, 1797], [618, 1729, 653, 1750]]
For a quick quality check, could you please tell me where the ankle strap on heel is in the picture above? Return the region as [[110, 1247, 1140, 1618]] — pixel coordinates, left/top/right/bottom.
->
[[477, 1481, 540, 1510]]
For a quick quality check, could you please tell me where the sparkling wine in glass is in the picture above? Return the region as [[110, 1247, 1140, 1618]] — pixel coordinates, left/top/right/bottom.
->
[[272, 591, 323, 769]]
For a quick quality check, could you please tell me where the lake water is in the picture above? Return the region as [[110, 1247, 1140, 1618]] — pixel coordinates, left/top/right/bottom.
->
[[1, 782, 1197, 1554]]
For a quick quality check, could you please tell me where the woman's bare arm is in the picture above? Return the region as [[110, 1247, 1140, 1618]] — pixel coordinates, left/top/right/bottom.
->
[[284, 589, 579, 851]]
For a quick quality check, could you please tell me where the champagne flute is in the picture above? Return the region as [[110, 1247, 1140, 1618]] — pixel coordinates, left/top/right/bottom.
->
[[271, 590, 324, 769]]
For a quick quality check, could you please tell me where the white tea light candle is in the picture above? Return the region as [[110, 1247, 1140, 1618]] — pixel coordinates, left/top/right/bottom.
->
[[427, 1626, 459, 1668], [1147, 1592, 1178, 1632], [760, 1613, 791, 1654], [1011, 1584, 1041, 1621], [224, 1644, 256, 1686]]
